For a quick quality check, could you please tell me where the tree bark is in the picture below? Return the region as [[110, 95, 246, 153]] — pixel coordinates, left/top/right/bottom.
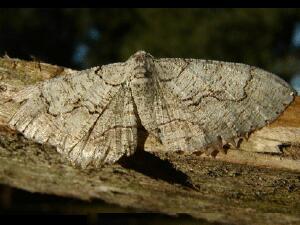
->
[[0, 57, 299, 225]]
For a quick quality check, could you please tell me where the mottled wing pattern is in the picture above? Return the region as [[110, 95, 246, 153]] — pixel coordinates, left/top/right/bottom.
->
[[9, 64, 138, 168], [7, 51, 296, 165], [130, 59, 207, 153], [147, 58, 295, 152]]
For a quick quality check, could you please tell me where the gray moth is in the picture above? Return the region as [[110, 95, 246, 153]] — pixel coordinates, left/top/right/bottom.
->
[[8, 51, 296, 168]]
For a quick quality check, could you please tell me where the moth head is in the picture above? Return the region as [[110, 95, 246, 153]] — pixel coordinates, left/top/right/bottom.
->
[[128, 51, 155, 77], [128, 50, 153, 63]]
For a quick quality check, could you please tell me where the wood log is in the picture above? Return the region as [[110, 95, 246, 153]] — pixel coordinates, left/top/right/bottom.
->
[[0, 56, 299, 225]]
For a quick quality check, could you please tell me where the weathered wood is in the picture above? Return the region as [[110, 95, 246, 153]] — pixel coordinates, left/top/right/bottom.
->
[[0, 57, 299, 225]]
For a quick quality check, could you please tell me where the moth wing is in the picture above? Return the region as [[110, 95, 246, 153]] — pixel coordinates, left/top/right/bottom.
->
[[9, 64, 138, 168], [136, 58, 294, 153]]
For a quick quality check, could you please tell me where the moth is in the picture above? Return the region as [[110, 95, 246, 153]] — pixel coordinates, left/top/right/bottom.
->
[[8, 51, 295, 168]]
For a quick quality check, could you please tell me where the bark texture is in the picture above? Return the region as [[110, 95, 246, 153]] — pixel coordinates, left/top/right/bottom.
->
[[0, 56, 299, 225], [6, 51, 295, 168]]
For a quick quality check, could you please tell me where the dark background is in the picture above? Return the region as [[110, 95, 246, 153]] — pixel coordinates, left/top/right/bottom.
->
[[0, 8, 300, 92], [0, 8, 299, 220]]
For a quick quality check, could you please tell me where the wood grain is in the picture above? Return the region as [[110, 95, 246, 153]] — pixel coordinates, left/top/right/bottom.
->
[[271, 96, 300, 128], [0, 56, 299, 225]]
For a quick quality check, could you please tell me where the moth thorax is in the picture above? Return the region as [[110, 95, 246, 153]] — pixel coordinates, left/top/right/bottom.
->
[[133, 65, 148, 78]]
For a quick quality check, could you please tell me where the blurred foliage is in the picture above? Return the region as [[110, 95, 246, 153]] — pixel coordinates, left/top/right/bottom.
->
[[0, 8, 300, 80]]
